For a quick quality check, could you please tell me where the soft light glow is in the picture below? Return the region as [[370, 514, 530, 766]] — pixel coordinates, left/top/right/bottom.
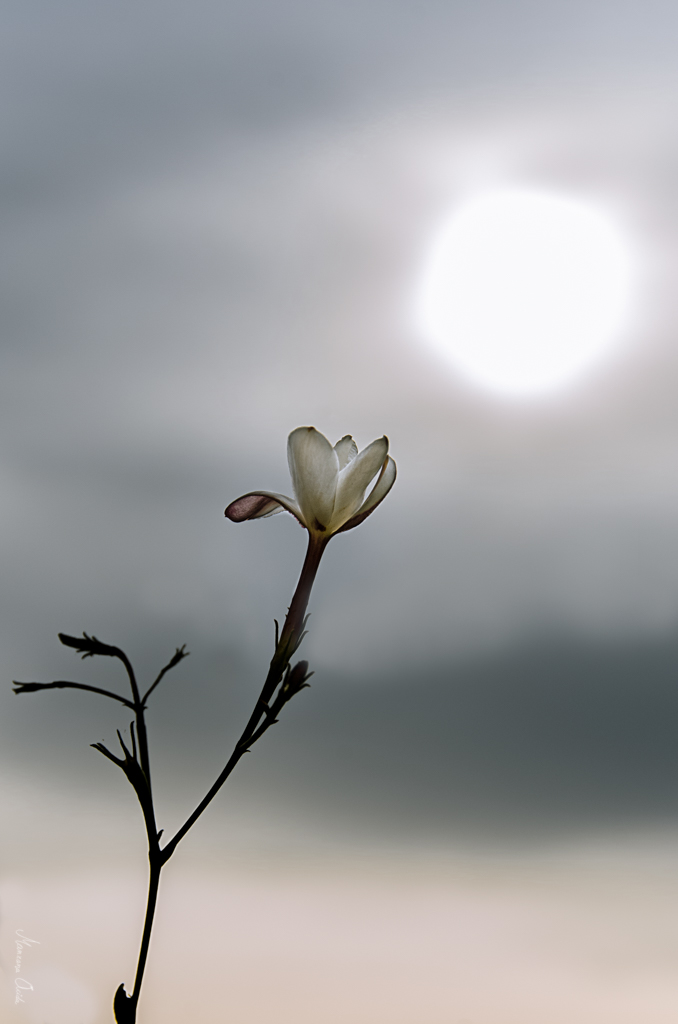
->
[[415, 188, 633, 397]]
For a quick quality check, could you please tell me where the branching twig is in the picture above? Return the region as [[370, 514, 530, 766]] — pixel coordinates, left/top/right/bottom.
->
[[59, 632, 143, 705], [159, 534, 325, 864], [18, 534, 325, 1024], [247, 660, 313, 747], [142, 645, 189, 704], [92, 730, 159, 851]]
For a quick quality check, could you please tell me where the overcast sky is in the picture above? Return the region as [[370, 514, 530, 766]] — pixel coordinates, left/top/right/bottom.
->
[[4, 4, 678, 1022], [1, 0, 678, 860]]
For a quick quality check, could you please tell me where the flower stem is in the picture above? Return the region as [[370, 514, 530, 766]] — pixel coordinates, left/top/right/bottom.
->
[[133, 856, 161, 1002], [113, 851, 161, 1024], [159, 532, 327, 864], [114, 532, 327, 1021], [276, 532, 327, 657]]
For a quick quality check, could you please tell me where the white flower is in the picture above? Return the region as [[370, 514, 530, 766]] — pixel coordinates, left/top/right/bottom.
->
[[225, 426, 396, 538]]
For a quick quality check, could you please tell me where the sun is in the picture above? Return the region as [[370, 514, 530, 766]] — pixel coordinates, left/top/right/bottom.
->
[[414, 188, 633, 397]]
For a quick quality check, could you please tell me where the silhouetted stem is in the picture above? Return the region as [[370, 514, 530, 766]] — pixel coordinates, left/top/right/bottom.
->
[[116, 652, 152, 793], [113, 533, 326, 1022], [111, 709, 162, 1023], [113, 848, 161, 1024], [141, 646, 189, 704], [13, 679, 135, 708], [133, 855, 161, 1004], [159, 532, 327, 864], [49, 537, 327, 1022]]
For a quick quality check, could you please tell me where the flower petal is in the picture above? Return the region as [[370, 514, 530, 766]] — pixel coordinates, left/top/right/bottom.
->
[[333, 435, 358, 470], [330, 436, 389, 531], [335, 456, 396, 533], [225, 491, 305, 526], [287, 426, 338, 531]]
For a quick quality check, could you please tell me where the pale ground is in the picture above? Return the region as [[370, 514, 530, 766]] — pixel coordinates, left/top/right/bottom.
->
[[1, 834, 677, 1024]]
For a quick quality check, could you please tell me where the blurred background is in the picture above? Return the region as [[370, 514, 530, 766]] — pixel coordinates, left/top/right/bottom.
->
[[1, 1, 677, 1021]]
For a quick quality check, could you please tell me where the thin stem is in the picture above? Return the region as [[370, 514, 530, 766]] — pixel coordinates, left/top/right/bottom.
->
[[160, 532, 327, 864], [113, 852, 162, 1024], [116, 536, 325, 1020], [116, 652, 152, 793], [276, 532, 326, 655], [13, 679, 135, 709], [136, 760, 161, 852], [141, 646, 189, 704], [117, 650, 142, 706], [132, 855, 162, 1004]]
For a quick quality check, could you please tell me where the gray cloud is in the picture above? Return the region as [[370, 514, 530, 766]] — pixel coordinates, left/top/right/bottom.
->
[[3, 0, 678, 860], [9, 628, 678, 847], [244, 630, 678, 843]]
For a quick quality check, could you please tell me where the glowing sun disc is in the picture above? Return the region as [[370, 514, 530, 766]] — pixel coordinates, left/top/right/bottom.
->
[[414, 188, 633, 397]]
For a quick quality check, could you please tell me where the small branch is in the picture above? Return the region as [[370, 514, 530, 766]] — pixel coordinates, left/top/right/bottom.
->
[[91, 739, 126, 769], [59, 632, 142, 704], [59, 632, 152, 791], [43, 632, 187, 1024], [13, 679, 135, 709], [247, 661, 313, 746], [141, 645, 189, 704], [159, 535, 326, 863], [92, 731, 159, 852], [58, 632, 124, 660], [160, 659, 313, 865], [95, 728, 163, 1024]]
